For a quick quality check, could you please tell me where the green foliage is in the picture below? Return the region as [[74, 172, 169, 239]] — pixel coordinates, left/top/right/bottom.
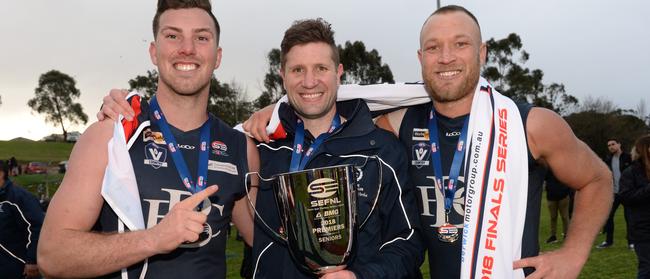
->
[[482, 33, 578, 115], [338, 41, 394, 85], [128, 69, 159, 98], [125, 70, 253, 126], [27, 70, 88, 141], [254, 49, 285, 109], [208, 79, 254, 126], [254, 40, 395, 110], [565, 110, 649, 158]]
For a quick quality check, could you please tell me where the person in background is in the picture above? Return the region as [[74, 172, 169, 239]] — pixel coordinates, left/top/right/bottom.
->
[[619, 134, 650, 278], [0, 160, 44, 278], [544, 170, 571, 244], [598, 138, 633, 249]]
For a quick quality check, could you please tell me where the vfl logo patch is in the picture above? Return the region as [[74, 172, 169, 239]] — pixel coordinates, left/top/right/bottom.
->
[[412, 128, 430, 141], [144, 143, 168, 169], [307, 178, 339, 199], [412, 142, 431, 169]]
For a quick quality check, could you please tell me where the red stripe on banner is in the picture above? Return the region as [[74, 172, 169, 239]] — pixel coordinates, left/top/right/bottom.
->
[[469, 107, 496, 279], [121, 95, 142, 143], [269, 123, 287, 140]]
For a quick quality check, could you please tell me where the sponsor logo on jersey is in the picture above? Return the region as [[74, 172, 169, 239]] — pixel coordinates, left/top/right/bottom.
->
[[208, 160, 238, 175], [411, 142, 431, 168], [177, 144, 195, 150], [144, 143, 168, 169], [446, 131, 461, 137], [211, 141, 229, 156], [412, 128, 430, 141], [142, 128, 166, 145]]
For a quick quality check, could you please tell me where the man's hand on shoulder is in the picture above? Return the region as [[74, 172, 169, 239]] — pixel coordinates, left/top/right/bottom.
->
[[96, 89, 133, 122]]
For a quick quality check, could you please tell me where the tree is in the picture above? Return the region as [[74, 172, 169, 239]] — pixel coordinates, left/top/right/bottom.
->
[[126, 70, 253, 126], [565, 96, 649, 158], [128, 70, 159, 98], [482, 33, 578, 115], [254, 40, 395, 109], [338, 41, 394, 85], [254, 49, 285, 109], [208, 79, 254, 126], [28, 70, 88, 141]]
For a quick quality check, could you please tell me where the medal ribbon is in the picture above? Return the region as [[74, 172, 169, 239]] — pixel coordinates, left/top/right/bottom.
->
[[290, 113, 341, 172], [150, 96, 211, 194], [428, 107, 469, 211]]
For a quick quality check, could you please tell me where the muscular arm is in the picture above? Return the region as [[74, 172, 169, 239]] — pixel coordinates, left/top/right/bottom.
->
[[515, 108, 612, 276], [38, 121, 159, 277], [38, 121, 216, 278], [232, 137, 260, 246]]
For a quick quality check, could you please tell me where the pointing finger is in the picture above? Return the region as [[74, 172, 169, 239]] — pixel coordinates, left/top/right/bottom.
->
[[177, 185, 219, 209]]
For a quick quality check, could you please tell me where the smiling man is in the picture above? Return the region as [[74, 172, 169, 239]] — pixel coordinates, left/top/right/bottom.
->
[[249, 18, 423, 279], [241, 5, 613, 279], [37, 1, 258, 278]]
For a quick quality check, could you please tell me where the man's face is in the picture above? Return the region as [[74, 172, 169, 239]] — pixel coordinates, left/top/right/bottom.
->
[[281, 42, 343, 120], [607, 140, 621, 154], [150, 8, 221, 96], [417, 11, 486, 103]]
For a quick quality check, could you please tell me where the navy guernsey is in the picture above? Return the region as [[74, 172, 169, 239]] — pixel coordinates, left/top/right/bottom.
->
[[399, 101, 545, 278], [93, 95, 249, 279]]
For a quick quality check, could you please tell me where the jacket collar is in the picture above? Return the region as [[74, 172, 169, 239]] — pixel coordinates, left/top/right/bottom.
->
[[278, 98, 375, 140]]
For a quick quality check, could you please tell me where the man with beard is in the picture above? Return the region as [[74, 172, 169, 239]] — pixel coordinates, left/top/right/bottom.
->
[[38, 1, 258, 278], [99, 5, 612, 278], [240, 5, 612, 278]]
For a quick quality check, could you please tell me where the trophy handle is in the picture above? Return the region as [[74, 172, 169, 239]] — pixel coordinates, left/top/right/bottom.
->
[[244, 172, 288, 243], [356, 155, 383, 229]]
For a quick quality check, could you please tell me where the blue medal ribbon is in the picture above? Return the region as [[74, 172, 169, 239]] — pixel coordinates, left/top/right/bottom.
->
[[289, 113, 341, 172], [428, 107, 469, 211], [150, 96, 211, 194]]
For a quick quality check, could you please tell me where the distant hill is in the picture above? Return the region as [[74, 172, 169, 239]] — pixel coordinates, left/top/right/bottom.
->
[[0, 140, 73, 163], [9, 137, 34, 142]]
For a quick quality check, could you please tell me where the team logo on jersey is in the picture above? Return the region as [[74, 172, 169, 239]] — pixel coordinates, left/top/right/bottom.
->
[[412, 142, 431, 169], [211, 141, 229, 156], [144, 143, 168, 169], [142, 128, 166, 145], [412, 128, 430, 141]]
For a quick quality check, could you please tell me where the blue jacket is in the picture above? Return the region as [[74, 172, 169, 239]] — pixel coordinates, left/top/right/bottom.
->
[[252, 99, 424, 279], [0, 180, 44, 274]]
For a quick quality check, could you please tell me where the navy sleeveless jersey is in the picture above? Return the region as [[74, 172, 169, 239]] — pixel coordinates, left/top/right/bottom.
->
[[398, 102, 545, 278], [93, 96, 248, 279]]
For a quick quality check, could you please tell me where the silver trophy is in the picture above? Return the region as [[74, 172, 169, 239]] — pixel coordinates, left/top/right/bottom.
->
[[245, 157, 381, 275]]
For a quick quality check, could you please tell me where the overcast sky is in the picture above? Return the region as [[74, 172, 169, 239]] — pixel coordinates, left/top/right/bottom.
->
[[1, 0, 648, 141]]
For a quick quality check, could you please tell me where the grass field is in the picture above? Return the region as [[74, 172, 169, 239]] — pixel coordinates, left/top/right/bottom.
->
[[0, 140, 639, 278], [0, 140, 73, 164]]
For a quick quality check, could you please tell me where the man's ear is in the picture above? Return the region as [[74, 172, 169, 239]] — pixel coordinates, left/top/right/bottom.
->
[[214, 47, 222, 70], [149, 42, 158, 66]]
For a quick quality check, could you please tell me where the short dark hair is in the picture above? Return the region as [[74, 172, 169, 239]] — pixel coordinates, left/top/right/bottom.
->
[[422, 5, 482, 42], [152, 0, 221, 44], [280, 18, 339, 69], [607, 138, 620, 144]]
